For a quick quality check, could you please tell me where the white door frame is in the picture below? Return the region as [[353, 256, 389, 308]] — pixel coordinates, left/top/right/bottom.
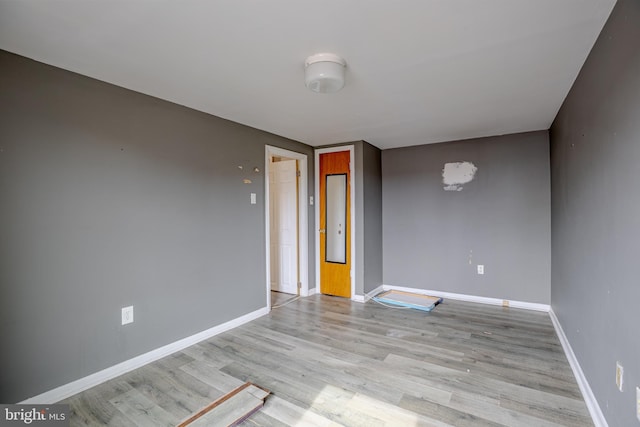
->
[[265, 146, 309, 310], [315, 145, 356, 300]]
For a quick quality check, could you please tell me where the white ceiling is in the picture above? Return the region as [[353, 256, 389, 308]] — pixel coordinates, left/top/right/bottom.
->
[[0, 1, 616, 149]]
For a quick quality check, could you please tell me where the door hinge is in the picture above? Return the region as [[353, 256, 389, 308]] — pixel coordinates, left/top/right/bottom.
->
[[296, 170, 301, 177], [298, 282, 302, 289]]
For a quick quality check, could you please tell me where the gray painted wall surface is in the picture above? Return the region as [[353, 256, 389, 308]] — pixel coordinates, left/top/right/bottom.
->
[[354, 142, 365, 297], [0, 50, 313, 402], [550, 1, 640, 425], [362, 142, 383, 294], [382, 131, 551, 303]]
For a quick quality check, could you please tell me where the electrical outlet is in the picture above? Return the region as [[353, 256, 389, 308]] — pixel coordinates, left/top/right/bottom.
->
[[616, 362, 623, 392], [477, 264, 484, 275], [636, 387, 640, 422], [122, 306, 134, 325]]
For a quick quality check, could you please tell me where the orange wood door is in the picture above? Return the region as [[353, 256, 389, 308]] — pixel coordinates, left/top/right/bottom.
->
[[319, 151, 351, 298]]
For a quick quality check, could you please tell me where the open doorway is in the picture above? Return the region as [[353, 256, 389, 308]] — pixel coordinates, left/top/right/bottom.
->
[[265, 146, 308, 310]]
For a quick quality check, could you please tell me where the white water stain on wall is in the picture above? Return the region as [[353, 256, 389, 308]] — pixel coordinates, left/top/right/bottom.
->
[[442, 161, 478, 191]]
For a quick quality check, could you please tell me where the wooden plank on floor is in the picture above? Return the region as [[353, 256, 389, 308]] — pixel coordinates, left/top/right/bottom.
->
[[188, 390, 262, 427], [178, 383, 270, 427]]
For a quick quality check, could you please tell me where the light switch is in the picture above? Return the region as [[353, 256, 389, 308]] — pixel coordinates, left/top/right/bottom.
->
[[250, 193, 257, 204], [310, 196, 314, 205]]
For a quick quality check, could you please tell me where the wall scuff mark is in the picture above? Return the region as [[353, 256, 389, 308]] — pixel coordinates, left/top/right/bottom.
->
[[442, 161, 477, 191]]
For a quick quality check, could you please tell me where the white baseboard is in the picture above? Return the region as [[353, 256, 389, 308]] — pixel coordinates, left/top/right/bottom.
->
[[351, 294, 365, 303], [20, 306, 269, 404], [364, 285, 384, 301], [381, 284, 550, 312], [307, 287, 317, 296], [549, 309, 607, 427]]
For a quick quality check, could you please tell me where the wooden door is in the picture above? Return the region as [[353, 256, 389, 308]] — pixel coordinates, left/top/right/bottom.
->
[[319, 151, 351, 298], [269, 159, 298, 294]]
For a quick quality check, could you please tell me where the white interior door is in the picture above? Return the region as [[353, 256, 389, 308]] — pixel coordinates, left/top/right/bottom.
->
[[269, 159, 298, 294]]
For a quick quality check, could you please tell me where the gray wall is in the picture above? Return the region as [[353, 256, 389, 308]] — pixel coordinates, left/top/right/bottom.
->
[[353, 142, 365, 296], [550, 0, 640, 425], [382, 131, 551, 304], [0, 50, 314, 403], [362, 142, 383, 294]]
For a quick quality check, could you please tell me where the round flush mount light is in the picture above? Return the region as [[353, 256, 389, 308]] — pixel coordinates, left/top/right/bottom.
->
[[304, 53, 346, 93]]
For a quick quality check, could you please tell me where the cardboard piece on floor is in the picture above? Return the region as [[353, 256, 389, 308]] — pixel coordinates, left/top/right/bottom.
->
[[373, 290, 442, 312]]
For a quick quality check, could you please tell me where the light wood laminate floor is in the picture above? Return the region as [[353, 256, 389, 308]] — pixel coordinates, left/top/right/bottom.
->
[[271, 291, 298, 307], [63, 295, 592, 426]]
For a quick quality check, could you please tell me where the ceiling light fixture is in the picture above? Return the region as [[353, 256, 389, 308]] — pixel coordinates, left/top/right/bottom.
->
[[304, 53, 346, 94]]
